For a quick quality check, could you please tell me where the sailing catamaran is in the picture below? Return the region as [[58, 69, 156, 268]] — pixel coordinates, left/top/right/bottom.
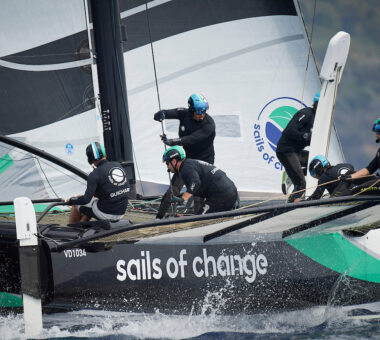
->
[[0, 0, 378, 317]]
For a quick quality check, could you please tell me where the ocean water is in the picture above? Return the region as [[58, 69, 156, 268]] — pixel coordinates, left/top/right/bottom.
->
[[0, 302, 379, 340]]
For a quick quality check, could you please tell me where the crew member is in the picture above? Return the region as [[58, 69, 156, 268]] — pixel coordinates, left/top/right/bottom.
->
[[305, 155, 354, 200], [67, 142, 130, 223], [154, 93, 216, 218], [162, 146, 238, 214], [340, 118, 380, 195], [276, 92, 320, 202]]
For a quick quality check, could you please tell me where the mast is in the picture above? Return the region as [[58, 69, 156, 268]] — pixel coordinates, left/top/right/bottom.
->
[[89, 0, 136, 196]]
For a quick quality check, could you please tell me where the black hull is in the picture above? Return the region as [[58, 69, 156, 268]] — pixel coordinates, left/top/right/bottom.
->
[[1, 198, 379, 315], [47, 241, 380, 314], [1, 223, 379, 315]]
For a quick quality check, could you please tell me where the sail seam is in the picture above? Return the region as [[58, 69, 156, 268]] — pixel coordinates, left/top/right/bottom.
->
[[128, 34, 303, 95], [0, 58, 92, 71]]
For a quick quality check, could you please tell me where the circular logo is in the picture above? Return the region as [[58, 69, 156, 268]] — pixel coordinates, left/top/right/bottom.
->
[[65, 143, 74, 155], [109, 167, 126, 185], [254, 97, 306, 171]]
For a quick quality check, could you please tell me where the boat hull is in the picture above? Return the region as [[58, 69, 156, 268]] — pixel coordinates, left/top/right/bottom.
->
[[46, 236, 379, 314]]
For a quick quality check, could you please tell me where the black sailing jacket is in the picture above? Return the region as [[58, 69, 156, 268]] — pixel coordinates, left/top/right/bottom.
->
[[179, 159, 236, 198], [164, 108, 216, 164], [69, 160, 129, 215], [276, 107, 315, 153]]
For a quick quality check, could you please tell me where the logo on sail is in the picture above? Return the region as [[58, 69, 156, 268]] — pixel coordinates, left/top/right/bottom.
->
[[253, 97, 306, 170], [65, 143, 74, 155]]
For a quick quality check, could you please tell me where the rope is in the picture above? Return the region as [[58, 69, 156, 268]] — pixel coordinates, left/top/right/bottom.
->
[[144, 1, 176, 215], [298, 0, 318, 107], [353, 178, 380, 196], [239, 175, 377, 210]]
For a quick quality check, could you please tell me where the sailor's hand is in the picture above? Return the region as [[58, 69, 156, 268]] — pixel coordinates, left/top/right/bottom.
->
[[154, 110, 166, 121], [161, 133, 172, 146], [171, 195, 184, 204], [294, 198, 302, 203], [303, 132, 311, 142], [340, 174, 352, 182], [66, 197, 76, 205]]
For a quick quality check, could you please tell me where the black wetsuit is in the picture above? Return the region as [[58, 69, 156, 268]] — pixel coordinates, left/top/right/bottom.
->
[[159, 108, 216, 163], [307, 163, 354, 200], [154, 108, 216, 218], [179, 159, 237, 214], [69, 159, 129, 216], [276, 106, 316, 201], [346, 147, 380, 196], [366, 147, 380, 174]]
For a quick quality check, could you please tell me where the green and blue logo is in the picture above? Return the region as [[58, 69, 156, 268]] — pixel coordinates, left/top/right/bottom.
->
[[254, 97, 306, 170]]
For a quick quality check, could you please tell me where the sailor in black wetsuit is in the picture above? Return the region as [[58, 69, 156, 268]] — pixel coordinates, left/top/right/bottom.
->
[[276, 92, 319, 202], [306, 155, 354, 200], [154, 93, 216, 218], [67, 142, 130, 223], [162, 146, 237, 215], [340, 118, 380, 195]]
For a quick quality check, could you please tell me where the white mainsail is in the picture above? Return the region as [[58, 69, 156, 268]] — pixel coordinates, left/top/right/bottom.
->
[[0, 0, 346, 202], [122, 0, 345, 199]]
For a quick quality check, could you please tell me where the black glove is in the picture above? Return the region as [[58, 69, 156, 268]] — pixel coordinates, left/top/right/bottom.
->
[[171, 195, 184, 204], [67, 197, 77, 205], [161, 134, 182, 146], [340, 174, 352, 182], [154, 110, 166, 121], [303, 132, 311, 142], [161, 134, 171, 146]]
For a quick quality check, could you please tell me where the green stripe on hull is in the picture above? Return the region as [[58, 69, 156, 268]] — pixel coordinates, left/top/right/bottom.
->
[[0, 204, 63, 214], [0, 292, 22, 307], [0, 154, 13, 174], [286, 232, 380, 283]]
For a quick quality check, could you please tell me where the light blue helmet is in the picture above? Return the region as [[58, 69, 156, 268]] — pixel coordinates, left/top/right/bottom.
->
[[372, 118, 380, 134], [188, 93, 209, 115], [313, 91, 320, 104], [309, 155, 330, 178]]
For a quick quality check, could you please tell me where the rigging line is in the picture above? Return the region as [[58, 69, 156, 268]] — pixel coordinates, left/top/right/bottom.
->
[[239, 177, 341, 210], [35, 158, 60, 199], [239, 174, 379, 210], [144, 0, 176, 215], [297, 0, 318, 107], [1, 144, 87, 184], [33, 157, 87, 185], [353, 178, 380, 196]]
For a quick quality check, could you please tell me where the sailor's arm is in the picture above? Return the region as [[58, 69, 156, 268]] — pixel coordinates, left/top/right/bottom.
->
[[350, 167, 370, 179], [178, 123, 214, 145], [154, 108, 184, 121], [68, 172, 97, 205], [282, 112, 312, 143]]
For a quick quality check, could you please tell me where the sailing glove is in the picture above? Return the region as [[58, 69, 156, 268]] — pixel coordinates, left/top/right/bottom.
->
[[340, 174, 352, 182], [161, 134, 182, 146], [171, 195, 184, 204], [303, 132, 311, 142], [67, 197, 77, 205], [154, 110, 166, 121]]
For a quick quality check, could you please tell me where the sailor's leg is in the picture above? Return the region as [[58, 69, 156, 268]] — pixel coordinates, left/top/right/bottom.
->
[[198, 189, 238, 214], [277, 152, 305, 202], [156, 173, 185, 218], [69, 205, 81, 224], [193, 196, 204, 214]]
